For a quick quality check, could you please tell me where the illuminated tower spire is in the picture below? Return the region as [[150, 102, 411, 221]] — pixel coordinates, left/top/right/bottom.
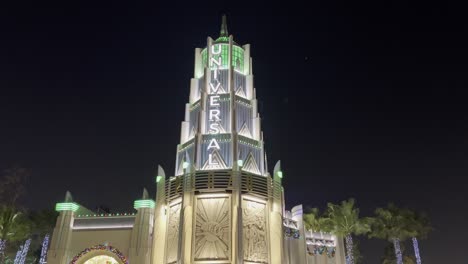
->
[[219, 14, 229, 39], [156, 17, 285, 264], [175, 16, 265, 176]]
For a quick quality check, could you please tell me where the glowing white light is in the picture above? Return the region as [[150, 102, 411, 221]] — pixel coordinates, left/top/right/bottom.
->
[[210, 57, 221, 68], [209, 123, 220, 134], [211, 44, 222, 55], [39, 234, 50, 264], [209, 109, 220, 121], [207, 138, 220, 150], [413, 237, 422, 264], [208, 154, 219, 165], [210, 95, 220, 106], [206, 43, 224, 167], [209, 82, 221, 94], [277, 171, 283, 178], [14, 239, 31, 264], [84, 255, 120, 264]]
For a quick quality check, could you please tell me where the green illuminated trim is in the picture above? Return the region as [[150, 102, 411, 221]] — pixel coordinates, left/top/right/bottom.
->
[[232, 45, 244, 72], [277, 171, 283, 179], [178, 138, 195, 151], [134, 199, 155, 209], [55, 202, 80, 212], [215, 36, 230, 42], [156, 176, 162, 183], [201, 49, 207, 68], [238, 135, 262, 148], [237, 160, 244, 167], [201, 44, 244, 72], [183, 161, 190, 169]]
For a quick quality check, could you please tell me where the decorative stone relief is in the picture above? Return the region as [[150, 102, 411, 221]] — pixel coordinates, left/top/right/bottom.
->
[[166, 203, 181, 264], [242, 199, 268, 263], [194, 197, 230, 261], [242, 152, 261, 175]]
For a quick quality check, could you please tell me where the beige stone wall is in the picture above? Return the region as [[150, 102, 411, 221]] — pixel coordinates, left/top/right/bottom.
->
[[69, 229, 132, 259]]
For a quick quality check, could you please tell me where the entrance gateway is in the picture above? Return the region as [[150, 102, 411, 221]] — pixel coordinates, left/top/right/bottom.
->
[[82, 256, 119, 264], [46, 16, 346, 264], [70, 245, 127, 264]]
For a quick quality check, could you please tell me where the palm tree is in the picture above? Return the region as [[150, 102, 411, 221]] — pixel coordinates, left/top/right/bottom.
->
[[407, 212, 431, 264], [370, 204, 416, 264], [28, 209, 57, 262], [303, 207, 329, 233], [0, 205, 30, 262], [325, 199, 371, 264], [381, 242, 416, 264]]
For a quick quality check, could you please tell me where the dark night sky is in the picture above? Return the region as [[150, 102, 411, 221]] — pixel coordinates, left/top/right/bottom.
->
[[1, 1, 467, 263]]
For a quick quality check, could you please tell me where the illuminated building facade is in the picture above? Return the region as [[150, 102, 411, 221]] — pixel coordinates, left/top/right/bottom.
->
[[46, 16, 346, 264]]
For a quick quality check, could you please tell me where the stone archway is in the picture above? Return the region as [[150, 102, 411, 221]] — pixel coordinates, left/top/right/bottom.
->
[[81, 255, 120, 264], [70, 245, 128, 264]]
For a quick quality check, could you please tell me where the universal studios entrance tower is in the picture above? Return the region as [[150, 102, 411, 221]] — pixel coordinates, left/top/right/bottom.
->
[[156, 15, 283, 264], [47, 16, 346, 264]]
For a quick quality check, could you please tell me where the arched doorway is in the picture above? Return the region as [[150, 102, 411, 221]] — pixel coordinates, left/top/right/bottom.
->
[[82, 255, 120, 264], [70, 245, 128, 264]]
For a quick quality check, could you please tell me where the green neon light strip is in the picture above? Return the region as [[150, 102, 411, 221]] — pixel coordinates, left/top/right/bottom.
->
[[215, 36, 229, 42], [277, 171, 283, 179], [55, 202, 80, 212], [201, 44, 244, 72], [134, 199, 155, 209], [156, 176, 162, 183]]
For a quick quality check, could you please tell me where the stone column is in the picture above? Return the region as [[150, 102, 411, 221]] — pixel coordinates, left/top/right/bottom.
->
[[291, 205, 308, 264], [231, 159, 242, 264], [335, 236, 347, 264], [152, 165, 167, 264], [270, 161, 284, 264], [180, 163, 194, 264], [129, 189, 154, 263], [47, 191, 76, 264]]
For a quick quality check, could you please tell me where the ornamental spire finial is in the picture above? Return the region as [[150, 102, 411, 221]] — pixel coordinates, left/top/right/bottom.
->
[[142, 188, 149, 199], [220, 14, 228, 37], [64, 191, 73, 202]]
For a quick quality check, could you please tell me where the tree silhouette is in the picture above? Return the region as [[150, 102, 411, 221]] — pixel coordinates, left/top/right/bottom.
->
[[325, 199, 371, 264]]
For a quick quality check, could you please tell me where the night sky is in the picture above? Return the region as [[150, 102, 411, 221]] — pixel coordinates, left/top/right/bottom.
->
[[1, 1, 466, 263]]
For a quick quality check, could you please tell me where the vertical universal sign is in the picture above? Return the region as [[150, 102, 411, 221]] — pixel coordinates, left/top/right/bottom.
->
[[207, 43, 223, 166]]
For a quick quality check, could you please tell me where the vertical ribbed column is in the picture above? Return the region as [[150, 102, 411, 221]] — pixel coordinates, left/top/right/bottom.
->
[[194, 48, 203, 78], [243, 44, 250, 75], [270, 161, 284, 264], [231, 160, 243, 264], [152, 166, 167, 264], [291, 205, 308, 264], [180, 164, 194, 264], [335, 236, 347, 264], [47, 211, 74, 264], [130, 189, 154, 263], [47, 192, 77, 264]]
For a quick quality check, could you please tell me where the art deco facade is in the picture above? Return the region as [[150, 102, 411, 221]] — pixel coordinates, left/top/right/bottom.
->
[[46, 17, 346, 264]]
